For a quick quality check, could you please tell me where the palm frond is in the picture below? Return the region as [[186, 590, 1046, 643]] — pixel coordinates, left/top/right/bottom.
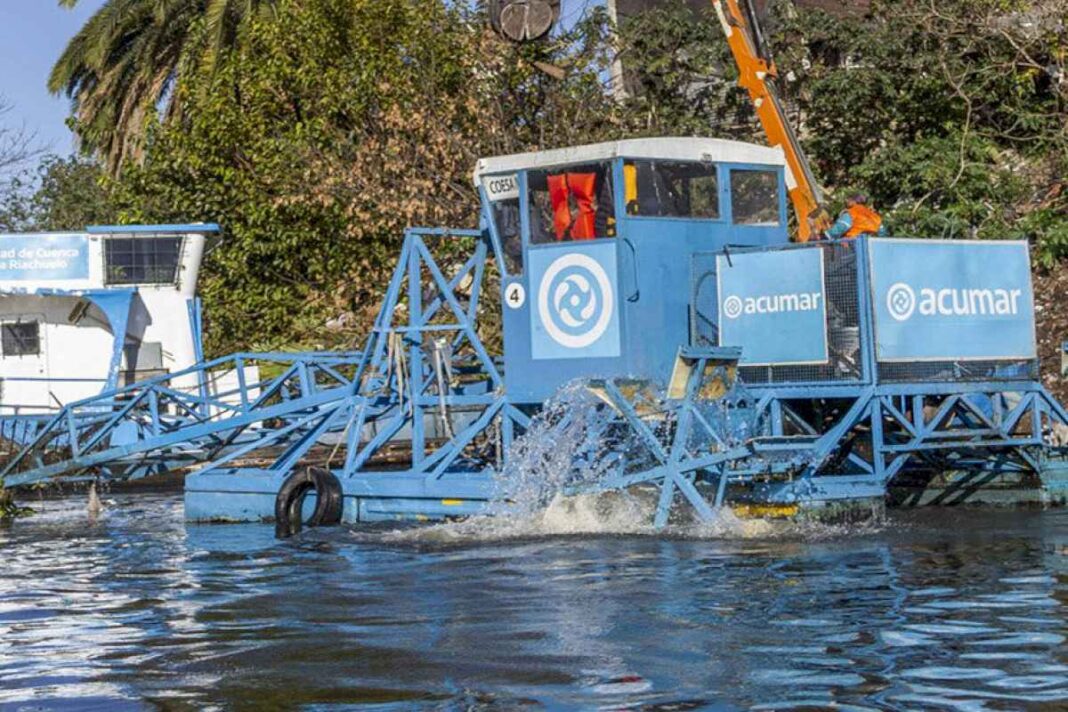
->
[[51, 0, 280, 172]]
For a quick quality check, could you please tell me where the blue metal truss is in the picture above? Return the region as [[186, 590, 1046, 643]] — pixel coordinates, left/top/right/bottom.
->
[[185, 227, 532, 519], [1, 351, 364, 487], [559, 363, 1068, 527], [5, 228, 1068, 527]]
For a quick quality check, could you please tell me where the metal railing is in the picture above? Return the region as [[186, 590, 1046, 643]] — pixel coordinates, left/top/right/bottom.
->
[[0, 351, 363, 486]]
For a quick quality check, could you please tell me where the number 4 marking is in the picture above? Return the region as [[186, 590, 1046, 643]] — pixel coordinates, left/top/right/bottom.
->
[[506, 283, 526, 309]]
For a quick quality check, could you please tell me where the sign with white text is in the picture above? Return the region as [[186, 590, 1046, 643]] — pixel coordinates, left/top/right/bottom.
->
[[717, 247, 828, 365], [0, 234, 90, 282], [869, 239, 1036, 362]]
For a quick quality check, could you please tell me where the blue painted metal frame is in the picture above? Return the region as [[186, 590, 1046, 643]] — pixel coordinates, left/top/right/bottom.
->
[[683, 237, 1068, 511], [1, 350, 365, 486], [86, 223, 221, 234], [555, 235, 1068, 526], [6, 167, 1068, 527], [498, 156, 791, 403], [183, 226, 533, 521]]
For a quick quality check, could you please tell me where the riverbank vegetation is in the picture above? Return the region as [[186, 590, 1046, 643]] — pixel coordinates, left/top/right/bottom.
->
[[0, 485, 33, 521], [1, 0, 1064, 362]]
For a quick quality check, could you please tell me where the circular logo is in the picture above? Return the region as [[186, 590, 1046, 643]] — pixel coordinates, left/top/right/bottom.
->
[[538, 253, 614, 349], [886, 282, 916, 321], [723, 295, 743, 320]]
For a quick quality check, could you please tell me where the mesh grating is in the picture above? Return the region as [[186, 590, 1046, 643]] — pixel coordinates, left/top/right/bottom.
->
[[692, 241, 864, 385], [877, 359, 1038, 383], [691, 239, 1039, 386]]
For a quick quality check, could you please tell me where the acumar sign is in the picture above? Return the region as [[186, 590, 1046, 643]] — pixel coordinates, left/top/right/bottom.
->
[[885, 282, 1022, 322], [717, 247, 828, 366], [871, 239, 1035, 362], [722, 291, 823, 319]]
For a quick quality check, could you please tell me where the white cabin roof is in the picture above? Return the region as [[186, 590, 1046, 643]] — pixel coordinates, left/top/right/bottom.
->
[[473, 137, 786, 184]]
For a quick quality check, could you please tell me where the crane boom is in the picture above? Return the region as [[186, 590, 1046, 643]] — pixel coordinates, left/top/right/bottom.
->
[[710, 0, 830, 241], [490, 0, 832, 240]]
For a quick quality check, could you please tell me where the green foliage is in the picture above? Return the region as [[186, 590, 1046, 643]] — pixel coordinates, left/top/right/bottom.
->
[[613, 5, 754, 137], [51, 0, 281, 170], [764, 0, 1067, 260], [0, 155, 111, 232], [31, 0, 1066, 356], [102, 0, 621, 355]]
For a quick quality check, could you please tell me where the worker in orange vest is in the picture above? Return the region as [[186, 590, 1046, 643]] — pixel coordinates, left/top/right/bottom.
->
[[825, 193, 887, 239]]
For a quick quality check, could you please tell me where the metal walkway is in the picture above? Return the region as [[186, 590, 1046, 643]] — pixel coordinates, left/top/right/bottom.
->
[[5, 228, 1068, 528], [1, 351, 363, 488]]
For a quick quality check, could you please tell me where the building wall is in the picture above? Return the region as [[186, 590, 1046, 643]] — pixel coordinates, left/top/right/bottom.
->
[[0, 295, 115, 411]]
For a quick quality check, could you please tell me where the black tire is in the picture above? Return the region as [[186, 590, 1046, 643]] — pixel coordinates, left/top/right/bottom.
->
[[306, 466, 343, 526], [274, 466, 344, 539]]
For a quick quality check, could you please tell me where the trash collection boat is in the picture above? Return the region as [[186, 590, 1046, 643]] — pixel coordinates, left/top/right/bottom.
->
[[2, 140, 1066, 531]]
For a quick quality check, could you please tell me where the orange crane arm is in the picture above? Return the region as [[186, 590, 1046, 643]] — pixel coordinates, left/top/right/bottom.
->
[[711, 0, 831, 241]]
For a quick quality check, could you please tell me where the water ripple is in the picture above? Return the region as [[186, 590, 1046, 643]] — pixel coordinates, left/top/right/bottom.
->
[[0, 495, 1065, 709]]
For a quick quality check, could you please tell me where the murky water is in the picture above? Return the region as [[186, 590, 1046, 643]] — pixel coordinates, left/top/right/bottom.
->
[[1, 494, 1067, 710]]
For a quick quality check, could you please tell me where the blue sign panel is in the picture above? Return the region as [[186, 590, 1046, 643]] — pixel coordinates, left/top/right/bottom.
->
[[0, 234, 90, 281], [870, 239, 1036, 361], [717, 247, 828, 365], [529, 241, 621, 360]]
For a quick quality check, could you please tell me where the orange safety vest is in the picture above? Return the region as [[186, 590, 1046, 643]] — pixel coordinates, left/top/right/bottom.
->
[[844, 203, 882, 238], [548, 172, 597, 240]]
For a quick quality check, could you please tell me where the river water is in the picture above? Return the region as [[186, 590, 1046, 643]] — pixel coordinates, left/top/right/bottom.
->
[[1, 493, 1066, 710]]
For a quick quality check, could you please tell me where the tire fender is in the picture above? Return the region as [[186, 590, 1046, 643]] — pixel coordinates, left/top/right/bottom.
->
[[274, 466, 344, 539]]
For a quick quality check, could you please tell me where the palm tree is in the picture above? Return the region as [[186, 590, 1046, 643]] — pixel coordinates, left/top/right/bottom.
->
[[50, 0, 278, 172]]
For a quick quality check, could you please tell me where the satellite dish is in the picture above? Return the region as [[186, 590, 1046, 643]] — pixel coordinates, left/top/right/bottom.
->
[[489, 0, 560, 43]]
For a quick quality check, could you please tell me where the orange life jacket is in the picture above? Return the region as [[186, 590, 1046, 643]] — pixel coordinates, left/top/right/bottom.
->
[[548, 172, 597, 240], [844, 203, 882, 238]]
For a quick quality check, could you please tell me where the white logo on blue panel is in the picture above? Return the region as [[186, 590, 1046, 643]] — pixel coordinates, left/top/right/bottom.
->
[[886, 282, 916, 321], [870, 239, 1035, 362], [720, 291, 820, 319], [537, 253, 614, 349], [722, 296, 743, 319], [885, 281, 1021, 322], [715, 248, 828, 366]]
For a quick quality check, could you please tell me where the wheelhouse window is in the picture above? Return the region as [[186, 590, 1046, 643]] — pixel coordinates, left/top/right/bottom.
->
[[104, 237, 182, 285], [623, 160, 719, 219], [528, 162, 616, 244], [1, 321, 40, 357], [493, 199, 524, 275], [481, 173, 524, 275], [730, 169, 780, 225]]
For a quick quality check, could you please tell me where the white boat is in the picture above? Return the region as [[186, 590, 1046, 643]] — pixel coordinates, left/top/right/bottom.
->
[[0, 224, 218, 416]]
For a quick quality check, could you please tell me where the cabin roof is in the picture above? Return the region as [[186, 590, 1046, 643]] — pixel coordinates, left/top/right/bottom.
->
[[87, 223, 220, 235], [473, 137, 786, 184]]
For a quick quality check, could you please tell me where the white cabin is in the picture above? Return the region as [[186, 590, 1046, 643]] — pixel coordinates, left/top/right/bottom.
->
[[0, 224, 218, 415]]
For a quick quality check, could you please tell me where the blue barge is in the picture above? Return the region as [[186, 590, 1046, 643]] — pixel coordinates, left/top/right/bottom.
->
[[2, 138, 1065, 527]]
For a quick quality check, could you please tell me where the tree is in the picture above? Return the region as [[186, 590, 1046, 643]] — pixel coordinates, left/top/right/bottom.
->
[[611, 4, 756, 139], [0, 155, 111, 233], [0, 98, 40, 175], [63, 0, 1066, 357], [106, 0, 619, 355], [761, 0, 1067, 259], [50, 0, 280, 171], [0, 97, 47, 232]]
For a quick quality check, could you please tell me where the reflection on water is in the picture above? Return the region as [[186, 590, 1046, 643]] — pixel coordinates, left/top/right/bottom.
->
[[1, 494, 1066, 710]]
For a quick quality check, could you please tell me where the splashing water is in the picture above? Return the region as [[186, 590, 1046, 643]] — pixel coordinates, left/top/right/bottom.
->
[[379, 384, 657, 542], [488, 382, 646, 517], [375, 381, 883, 543]]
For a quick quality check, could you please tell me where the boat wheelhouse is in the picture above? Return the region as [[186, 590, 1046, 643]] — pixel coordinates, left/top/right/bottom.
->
[[0, 224, 218, 416]]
